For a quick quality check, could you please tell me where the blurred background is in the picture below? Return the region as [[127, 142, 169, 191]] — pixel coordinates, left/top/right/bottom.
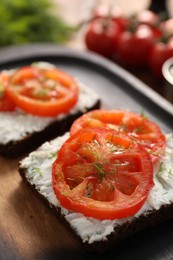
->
[[0, 0, 173, 102], [0, 0, 172, 47], [52, 0, 173, 48]]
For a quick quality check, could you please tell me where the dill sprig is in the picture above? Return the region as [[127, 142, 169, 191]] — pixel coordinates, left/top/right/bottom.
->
[[147, 148, 173, 158], [156, 162, 165, 185], [93, 161, 117, 183], [93, 162, 106, 182], [32, 166, 43, 177], [48, 152, 57, 159], [156, 162, 173, 185], [140, 110, 148, 119]]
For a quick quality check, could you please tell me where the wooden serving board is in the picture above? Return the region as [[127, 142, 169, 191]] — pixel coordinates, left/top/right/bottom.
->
[[0, 44, 172, 260]]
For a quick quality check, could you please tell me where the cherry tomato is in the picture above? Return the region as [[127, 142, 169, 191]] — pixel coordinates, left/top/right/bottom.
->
[[85, 17, 121, 58], [70, 110, 166, 163], [93, 5, 128, 31], [116, 24, 158, 67], [52, 128, 153, 220], [5, 66, 79, 117], [0, 72, 16, 111], [149, 36, 173, 78]]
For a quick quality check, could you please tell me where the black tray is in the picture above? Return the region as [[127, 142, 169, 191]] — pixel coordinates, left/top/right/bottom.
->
[[0, 44, 173, 260]]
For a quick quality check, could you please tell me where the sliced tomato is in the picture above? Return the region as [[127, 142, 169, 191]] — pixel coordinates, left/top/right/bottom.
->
[[52, 128, 153, 220], [70, 110, 166, 163], [5, 66, 79, 117], [0, 72, 16, 111]]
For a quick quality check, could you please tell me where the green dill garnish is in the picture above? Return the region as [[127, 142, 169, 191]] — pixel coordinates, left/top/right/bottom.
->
[[93, 162, 106, 182], [156, 162, 173, 185], [110, 144, 125, 153], [45, 81, 57, 90], [156, 162, 164, 185], [156, 174, 164, 185], [132, 126, 143, 134], [140, 110, 147, 119], [168, 168, 173, 177], [130, 136, 137, 144], [158, 162, 165, 174], [93, 161, 116, 183], [31, 62, 39, 66], [107, 133, 126, 153], [131, 110, 148, 134], [32, 166, 43, 177], [165, 149, 173, 156], [36, 89, 49, 97], [147, 150, 160, 157], [85, 182, 93, 198], [147, 148, 170, 158], [48, 152, 57, 159], [162, 191, 168, 195], [83, 143, 101, 161]]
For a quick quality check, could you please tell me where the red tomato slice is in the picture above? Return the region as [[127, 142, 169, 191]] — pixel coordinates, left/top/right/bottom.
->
[[5, 66, 79, 117], [70, 110, 166, 163], [52, 128, 153, 220], [0, 72, 16, 111]]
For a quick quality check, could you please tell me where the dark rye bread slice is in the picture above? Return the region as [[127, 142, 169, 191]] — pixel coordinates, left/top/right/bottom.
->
[[0, 85, 100, 158], [19, 133, 173, 252], [19, 168, 173, 252]]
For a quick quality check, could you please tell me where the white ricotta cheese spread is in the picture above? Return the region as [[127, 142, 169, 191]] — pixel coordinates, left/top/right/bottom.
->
[[0, 62, 99, 144], [20, 133, 173, 244]]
